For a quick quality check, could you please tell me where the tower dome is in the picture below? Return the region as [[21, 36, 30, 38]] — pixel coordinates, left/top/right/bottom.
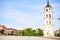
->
[[46, 0, 51, 7]]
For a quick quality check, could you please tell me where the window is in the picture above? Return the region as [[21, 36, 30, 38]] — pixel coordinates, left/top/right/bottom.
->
[[46, 14, 48, 18], [46, 9, 48, 12], [49, 21, 51, 24], [46, 21, 48, 24], [49, 14, 51, 18], [49, 8, 51, 10]]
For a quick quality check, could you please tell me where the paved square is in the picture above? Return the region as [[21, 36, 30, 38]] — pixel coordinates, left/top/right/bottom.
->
[[0, 36, 60, 40]]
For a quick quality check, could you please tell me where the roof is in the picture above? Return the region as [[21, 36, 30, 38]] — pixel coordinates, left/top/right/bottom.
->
[[0, 25, 16, 30], [45, 0, 51, 7], [0, 25, 6, 29], [46, 4, 51, 7], [6, 28, 16, 30]]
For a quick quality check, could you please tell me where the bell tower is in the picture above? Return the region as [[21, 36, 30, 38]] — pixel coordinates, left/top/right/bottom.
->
[[44, 0, 54, 37]]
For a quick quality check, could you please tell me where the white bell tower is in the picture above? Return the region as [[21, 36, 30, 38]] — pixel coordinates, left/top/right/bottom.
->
[[44, 0, 54, 37]]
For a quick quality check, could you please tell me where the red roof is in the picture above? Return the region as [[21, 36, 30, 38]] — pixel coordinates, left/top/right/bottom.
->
[[6, 28, 16, 30], [0, 25, 6, 29], [0, 25, 16, 30]]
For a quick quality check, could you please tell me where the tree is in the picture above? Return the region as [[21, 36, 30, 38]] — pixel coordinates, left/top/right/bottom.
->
[[36, 29, 44, 36], [21, 30, 25, 36], [56, 33, 60, 37], [14, 28, 44, 36], [55, 32, 60, 37], [58, 18, 60, 20], [54, 18, 60, 37], [56, 18, 60, 37], [55, 28, 60, 37], [24, 28, 32, 36], [0, 29, 5, 35], [31, 30, 36, 36]]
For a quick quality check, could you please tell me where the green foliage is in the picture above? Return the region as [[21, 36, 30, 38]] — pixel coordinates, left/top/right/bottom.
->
[[55, 33, 60, 37], [58, 18, 60, 20], [0, 29, 5, 34], [21, 30, 25, 36], [24, 28, 32, 36], [55, 28, 60, 37], [11, 28, 44, 36], [31, 30, 36, 36], [57, 33, 60, 37], [36, 29, 44, 36]]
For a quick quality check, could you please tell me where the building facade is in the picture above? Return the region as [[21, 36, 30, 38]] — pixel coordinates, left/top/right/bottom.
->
[[0, 25, 17, 35], [5, 28, 16, 35], [44, 0, 54, 37], [0, 25, 6, 35]]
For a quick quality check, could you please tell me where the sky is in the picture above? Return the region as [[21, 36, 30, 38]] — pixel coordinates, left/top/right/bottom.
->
[[0, 0, 60, 30]]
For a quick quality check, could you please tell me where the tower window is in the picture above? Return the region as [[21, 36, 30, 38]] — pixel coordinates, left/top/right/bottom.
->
[[46, 9, 48, 12], [46, 21, 48, 24], [49, 14, 51, 18], [49, 21, 51, 24], [46, 14, 48, 18], [49, 8, 51, 10]]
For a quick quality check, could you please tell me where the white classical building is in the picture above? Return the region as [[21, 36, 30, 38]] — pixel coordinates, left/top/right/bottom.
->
[[44, 0, 54, 37]]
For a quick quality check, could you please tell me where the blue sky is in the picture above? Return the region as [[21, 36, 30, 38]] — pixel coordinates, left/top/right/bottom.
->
[[0, 0, 60, 30]]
